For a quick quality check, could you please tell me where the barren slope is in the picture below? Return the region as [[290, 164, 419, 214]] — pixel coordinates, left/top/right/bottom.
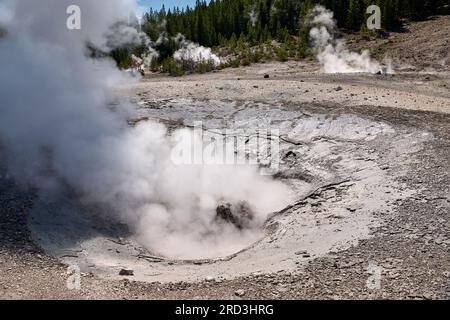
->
[[349, 15, 450, 72]]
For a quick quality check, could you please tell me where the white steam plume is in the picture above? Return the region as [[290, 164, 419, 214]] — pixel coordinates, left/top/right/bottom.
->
[[248, 7, 258, 27], [0, 0, 289, 259], [309, 5, 392, 74], [173, 33, 222, 66], [104, 23, 158, 70]]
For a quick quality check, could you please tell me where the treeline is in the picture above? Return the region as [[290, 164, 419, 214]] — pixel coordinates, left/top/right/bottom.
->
[[111, 0, 448, 75], [142, 0, 450, 49]]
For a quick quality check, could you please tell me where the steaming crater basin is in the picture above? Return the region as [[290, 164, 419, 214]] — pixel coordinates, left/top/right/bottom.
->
[[29, 99, 432, 283]]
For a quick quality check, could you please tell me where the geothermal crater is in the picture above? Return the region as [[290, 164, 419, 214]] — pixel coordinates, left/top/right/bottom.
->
[[28, 98, 430, 283]]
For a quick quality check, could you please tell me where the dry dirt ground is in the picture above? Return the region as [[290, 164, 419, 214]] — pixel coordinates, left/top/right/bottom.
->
[[0, 18, 449, 300]]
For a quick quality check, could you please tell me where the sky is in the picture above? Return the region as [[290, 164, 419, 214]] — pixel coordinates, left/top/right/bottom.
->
[[138, 0, 197, 11]]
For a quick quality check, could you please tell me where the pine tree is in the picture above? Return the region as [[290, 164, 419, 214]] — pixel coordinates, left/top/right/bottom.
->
[[347, 0, 362, 30], [383, 0, 396, 29], [229, 32, 238, 49]]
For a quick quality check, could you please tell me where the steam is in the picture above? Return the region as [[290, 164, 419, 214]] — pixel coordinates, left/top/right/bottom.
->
[[173, 34, 222, 66], [0, 0, 13, 26], [0, 0, 289, 259], [154, 32, 222, 67], [309, 5, 392, 74], [248, 7, 258, 27], [105, 23, 158, 71]]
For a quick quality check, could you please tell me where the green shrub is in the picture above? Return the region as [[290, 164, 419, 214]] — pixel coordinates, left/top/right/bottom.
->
[[229, 59, 241, 68], [276, 46, 288, 62], [162, 58, 184, 77], [150, 56, 160, 72], [194, 59, 216, 73], [110, 48, 132, 69], [241, 57, 251, 66]]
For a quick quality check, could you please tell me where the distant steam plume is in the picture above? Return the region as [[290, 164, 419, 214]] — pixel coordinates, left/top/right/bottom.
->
[[308, 5, 393, 74], [248, 7, 258, 27], [173, 34, 222, 66]]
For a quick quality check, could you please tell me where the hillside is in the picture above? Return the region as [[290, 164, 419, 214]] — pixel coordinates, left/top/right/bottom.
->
[[349, 15, 450, 72]]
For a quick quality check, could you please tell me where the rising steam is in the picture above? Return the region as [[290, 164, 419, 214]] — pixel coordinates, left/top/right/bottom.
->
[[0, 0, 290, 259], [105, 23, 159, 68], [309, 5, 392, 74], [248, 7, 258, 27], [173, 34, 222, 66]]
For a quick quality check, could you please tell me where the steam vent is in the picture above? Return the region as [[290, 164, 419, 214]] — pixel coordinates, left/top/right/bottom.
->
[[1, 0, 449, 300]]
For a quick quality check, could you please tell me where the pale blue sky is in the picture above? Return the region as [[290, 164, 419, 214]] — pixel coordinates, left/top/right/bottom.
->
[[138, 0, 197, 11]]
